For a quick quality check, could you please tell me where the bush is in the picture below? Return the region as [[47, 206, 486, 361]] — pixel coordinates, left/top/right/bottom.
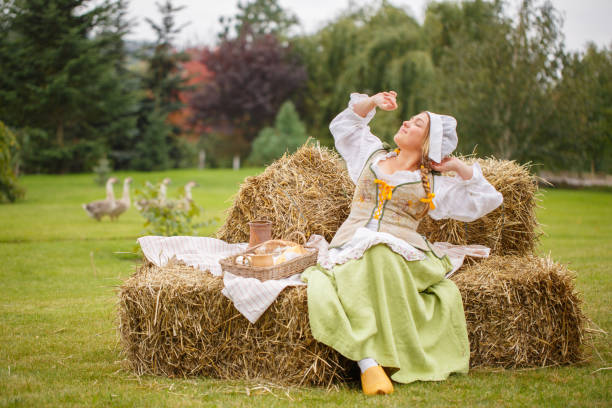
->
[[132, 109, 172, 171], [133, 181, 216, 236], [16, 127, 106, 173], [170, 137, 199, 169], [248, 101, 308, 165], [92, 156, 113, 186], [0, 122, 25, 202]]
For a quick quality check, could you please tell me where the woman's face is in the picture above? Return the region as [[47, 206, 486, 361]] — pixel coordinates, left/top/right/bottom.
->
[[393, 112, 429, 152]]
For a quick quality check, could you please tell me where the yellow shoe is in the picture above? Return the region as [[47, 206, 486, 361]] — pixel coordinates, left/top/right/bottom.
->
[[360, 365, 394, 395]]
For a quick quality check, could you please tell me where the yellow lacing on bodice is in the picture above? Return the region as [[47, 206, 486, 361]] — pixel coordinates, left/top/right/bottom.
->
[[419, 165, 436, 210], [373, 179, 395, 220]]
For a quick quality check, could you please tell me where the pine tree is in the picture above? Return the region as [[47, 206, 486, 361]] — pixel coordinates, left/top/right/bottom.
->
[[0, 0, 138, 173], [218, 0, 299, 40], [132, 0, 191, 171], [132, 108, 172, 171]]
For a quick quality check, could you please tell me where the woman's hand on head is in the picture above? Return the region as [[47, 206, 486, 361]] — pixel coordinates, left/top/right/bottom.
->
[[430, 157, 474, 180], [371, 91, 398, 111], [430, 157, 457, 173]]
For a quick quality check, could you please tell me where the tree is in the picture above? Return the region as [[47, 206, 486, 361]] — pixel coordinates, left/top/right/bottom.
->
[[552, 44, 612, 173], [0, 0, 138, 173], [218, 0, 299, 40], [131, 0, 192, 171], [248, 101, 308, 165], [293, 3, 434, 146], [189, 33, 307, 161], [424, 0, 565, 163]]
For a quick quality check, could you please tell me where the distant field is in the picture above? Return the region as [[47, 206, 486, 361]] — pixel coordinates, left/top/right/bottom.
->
[[0, 169, 610, 407]]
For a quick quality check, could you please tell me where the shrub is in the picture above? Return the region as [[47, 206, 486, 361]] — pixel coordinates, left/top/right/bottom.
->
[[0, 122, 25, 202], [92, 156, 113, 186], [134, 181, 216, 237], [15, 127, 106, 173], [248, 101, 308, 165]]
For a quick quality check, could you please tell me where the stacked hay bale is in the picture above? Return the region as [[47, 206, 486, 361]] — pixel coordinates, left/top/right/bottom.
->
[[454, 255, 586, 367], [217, 148, 542, 255], [118, 145, 587, 384], [118, 258, 586, 384]]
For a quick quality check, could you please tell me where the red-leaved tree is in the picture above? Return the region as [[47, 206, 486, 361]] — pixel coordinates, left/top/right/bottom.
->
[[189, 32, 307, 161], [168, 47, 213, 142]]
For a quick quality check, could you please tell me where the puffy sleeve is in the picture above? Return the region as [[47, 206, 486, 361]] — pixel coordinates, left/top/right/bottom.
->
[[329, 93, 384, 184], [429, 162, 503, 222]]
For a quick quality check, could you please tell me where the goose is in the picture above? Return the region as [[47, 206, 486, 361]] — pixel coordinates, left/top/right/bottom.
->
[[110, 177, 132, 220], [82, 177, 118, 221], [135, 178, 171, 212], [159, 177, 171, 206], [177, 181, 199, 212]]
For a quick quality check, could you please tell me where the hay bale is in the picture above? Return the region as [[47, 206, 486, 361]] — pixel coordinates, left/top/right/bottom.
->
[[118, 255, 586, 383], [117, 261, 354, 386], [451, 254, 586, 368], [418, 158, 542, 256], [218, 148, 540, 255], [216, 143, 354, 244]]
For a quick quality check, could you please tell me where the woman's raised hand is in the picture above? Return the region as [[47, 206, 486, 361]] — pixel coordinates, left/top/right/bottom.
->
[[372, 91, 398, 111]]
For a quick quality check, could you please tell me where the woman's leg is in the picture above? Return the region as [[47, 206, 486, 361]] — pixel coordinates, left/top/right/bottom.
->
[[358, 358, 394, 395]]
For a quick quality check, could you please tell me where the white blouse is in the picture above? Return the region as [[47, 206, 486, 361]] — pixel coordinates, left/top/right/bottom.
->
[[323, 93, 503, 268], [331, 93, 503, 222]]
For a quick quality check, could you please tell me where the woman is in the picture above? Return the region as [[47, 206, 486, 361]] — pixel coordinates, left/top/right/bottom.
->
[[301, 91, 503, 395]]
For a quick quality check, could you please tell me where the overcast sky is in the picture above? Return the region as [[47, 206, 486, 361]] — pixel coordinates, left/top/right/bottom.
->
[[125, 0, 612, 52]]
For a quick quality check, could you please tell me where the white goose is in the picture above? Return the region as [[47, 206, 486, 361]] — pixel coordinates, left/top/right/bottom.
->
[[110, 177, 132, 220], [82, 177, 118, 221], [177, 181, 199, 212], [159, 177, 171, 207]]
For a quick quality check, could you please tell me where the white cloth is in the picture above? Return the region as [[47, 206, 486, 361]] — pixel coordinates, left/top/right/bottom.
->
[[138, 236, 247, 275], [325, 227, 425, 269], [222, 272, 305, 324], [431, 242, 491, 278], [138, 235, 307, 324]]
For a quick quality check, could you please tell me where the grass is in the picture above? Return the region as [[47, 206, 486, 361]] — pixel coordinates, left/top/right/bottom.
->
[[0, 169, 610, 407]]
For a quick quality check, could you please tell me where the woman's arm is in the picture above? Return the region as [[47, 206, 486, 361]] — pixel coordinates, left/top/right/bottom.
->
[[351, 91, 398, 118], [430, 157, 473, 180], [429, 159, 503, 222], [329, 91, 397, 183]]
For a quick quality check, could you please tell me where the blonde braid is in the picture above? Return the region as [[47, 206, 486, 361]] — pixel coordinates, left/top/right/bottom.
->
[[419, 160, 433, 217], [418, 113, 434, 217]]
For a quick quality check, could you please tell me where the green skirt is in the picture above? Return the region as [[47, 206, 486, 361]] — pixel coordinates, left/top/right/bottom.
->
[[301, 243, 469, 384]]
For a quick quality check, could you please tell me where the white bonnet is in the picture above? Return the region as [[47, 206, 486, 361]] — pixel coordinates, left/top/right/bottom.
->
[[426, 111, 458, 163]]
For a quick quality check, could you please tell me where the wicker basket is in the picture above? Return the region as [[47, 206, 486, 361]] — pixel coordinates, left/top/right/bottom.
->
[[219, 239, 318, 281]]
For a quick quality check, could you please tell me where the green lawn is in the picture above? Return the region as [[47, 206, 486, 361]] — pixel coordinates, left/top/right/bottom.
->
[[1, 170, 610, 407]]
